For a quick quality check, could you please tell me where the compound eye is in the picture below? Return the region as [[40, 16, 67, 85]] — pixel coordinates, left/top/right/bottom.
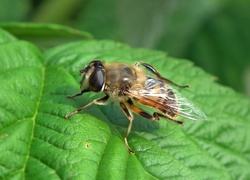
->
[[89, 69, 104, 92]]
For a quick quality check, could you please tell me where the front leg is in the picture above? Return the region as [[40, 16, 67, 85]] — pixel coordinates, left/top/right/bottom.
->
[[66, 89, 90, 98], [65, 95, 109, 119], [66, 91, 84, 98]]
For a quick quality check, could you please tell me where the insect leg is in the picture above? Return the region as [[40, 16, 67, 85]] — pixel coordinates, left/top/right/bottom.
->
[[65, 95, 109, 119], [127, 99, 159, 121], [134, 61, 189, 89], [119, 102, 135, 155], [66, 89, 89, 98], [153, 112, 184, 125], [66, 92, 83, 98], [128, 99, 184, 125]]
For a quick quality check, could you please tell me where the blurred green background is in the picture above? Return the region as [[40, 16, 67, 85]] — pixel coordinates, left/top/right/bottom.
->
[[1, 0, 250, 96]]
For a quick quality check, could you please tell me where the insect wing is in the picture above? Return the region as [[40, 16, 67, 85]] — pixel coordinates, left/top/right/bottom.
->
[[170, 88, 207, 121], [129, 77, 207, 121]]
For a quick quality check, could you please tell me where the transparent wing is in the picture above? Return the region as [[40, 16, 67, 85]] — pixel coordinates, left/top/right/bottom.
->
[[129, 77, 207, 121], [170, 88, 207, 121]]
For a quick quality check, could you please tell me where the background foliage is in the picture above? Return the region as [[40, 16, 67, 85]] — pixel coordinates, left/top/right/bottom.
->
[[1, 0, 250, 179], [1, 0, 250, 96]]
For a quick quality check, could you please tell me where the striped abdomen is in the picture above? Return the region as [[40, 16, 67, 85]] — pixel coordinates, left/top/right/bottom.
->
[[133, 76, 179, 119]]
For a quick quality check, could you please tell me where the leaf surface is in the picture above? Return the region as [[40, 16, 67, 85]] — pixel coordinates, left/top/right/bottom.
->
[[0, 23, 93, 50], [0, 29, 250, 179]]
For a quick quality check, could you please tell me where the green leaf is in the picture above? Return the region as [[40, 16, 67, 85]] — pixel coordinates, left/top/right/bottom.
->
[[0, 28, 17, 43], [1, 29, 250, 179], [0, 23, 93, 50]]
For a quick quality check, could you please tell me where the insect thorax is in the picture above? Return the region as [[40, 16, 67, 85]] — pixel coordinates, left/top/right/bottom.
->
[[103, 63, 145, 101]]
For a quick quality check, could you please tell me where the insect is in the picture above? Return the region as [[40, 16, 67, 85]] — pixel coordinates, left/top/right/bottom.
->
[[65, 60, 207, 154]]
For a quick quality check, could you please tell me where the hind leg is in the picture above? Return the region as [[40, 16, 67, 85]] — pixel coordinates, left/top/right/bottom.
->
[[135, 61, 189, 89], [127, 99, 184, 125]]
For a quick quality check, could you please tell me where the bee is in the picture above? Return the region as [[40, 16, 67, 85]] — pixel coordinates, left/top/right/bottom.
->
[[65, 60, 207, 154]]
